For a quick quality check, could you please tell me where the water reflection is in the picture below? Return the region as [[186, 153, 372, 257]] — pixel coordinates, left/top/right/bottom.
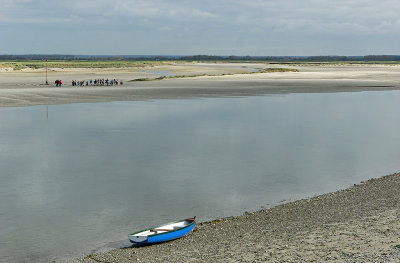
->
[[1, 91, 400, 262]]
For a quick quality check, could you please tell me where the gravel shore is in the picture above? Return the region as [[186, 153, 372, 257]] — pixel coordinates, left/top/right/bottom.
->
[[74, 173, 400, 262]]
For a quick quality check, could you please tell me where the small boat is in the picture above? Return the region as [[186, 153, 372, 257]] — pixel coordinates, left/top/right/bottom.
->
[[128, 217, 196, 245]]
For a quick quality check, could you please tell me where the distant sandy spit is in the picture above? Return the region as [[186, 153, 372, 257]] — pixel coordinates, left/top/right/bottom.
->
[[0, 63, 399, 107]]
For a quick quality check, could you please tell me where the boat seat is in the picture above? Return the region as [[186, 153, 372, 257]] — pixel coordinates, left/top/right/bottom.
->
[[150, 228, 171, 232]]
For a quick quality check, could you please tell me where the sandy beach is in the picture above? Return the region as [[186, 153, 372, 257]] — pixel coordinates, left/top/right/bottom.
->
[[73, 173, 400, 263], [1, 63, 400, 107]]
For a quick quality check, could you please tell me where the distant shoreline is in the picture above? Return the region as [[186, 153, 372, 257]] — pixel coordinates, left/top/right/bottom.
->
[[1, 62, 399, 107], [1, 54, 400, 63]]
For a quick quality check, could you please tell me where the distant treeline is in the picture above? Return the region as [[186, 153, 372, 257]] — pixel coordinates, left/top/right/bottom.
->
[[179, 55, 400, 62], [1, 54, 400, 62]]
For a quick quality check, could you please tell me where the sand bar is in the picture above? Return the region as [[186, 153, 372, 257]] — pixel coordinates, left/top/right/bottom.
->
[[1, 63, 399, 107]]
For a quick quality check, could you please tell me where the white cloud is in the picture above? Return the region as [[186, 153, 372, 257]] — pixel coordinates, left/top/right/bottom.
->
[[55, 0, 218, 24], [0, 0, 399, 54], [1, 0, 399, 33], [217, 0, 400, 34]]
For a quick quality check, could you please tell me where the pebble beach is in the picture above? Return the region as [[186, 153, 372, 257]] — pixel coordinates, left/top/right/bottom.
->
[[74, 173, 400, 262]]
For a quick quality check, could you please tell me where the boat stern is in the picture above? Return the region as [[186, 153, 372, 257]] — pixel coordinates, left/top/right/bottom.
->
[[129, 234, 148, 244]]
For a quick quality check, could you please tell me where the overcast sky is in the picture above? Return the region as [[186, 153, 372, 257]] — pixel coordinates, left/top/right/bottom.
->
[[0, 0, 399, 55]]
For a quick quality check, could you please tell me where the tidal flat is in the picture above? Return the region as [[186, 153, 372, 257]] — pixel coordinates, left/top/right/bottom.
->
[[1, 62, 400, 107]]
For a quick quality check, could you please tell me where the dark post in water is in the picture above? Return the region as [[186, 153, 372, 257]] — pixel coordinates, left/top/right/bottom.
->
[[45, 58, 48, 85]]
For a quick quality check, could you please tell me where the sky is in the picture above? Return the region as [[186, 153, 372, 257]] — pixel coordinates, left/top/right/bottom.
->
[[0, 0, 399, 56]]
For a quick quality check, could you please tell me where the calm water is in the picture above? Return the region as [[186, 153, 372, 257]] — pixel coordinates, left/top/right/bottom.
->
[[1, 91, 400, 262]]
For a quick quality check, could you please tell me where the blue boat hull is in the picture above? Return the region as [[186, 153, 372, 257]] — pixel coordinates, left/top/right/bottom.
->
[[129, 217, 196, 245], [146, 223, 195, 244]]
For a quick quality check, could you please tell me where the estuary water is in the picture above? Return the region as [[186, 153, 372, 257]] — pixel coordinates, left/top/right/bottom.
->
[[1, 91, 400, 262]]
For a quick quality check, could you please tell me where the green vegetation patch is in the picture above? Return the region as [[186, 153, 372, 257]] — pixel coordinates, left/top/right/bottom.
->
[[0, 60, 168, 70], [130, 78, 153, 81], [260, 68, 299, 73], [129, 67, 299, 82], [0, 62, 29, 71], [129, 74, 208, 82]]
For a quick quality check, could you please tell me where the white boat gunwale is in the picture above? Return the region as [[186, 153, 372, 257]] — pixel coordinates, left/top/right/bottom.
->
[[129, 217, 196, 238]]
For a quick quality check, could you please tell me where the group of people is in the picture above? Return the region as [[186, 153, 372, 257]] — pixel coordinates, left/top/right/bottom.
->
[[53, 78, 124, 87], [71, 79, 123, 86], [55, 80, 63, 86]]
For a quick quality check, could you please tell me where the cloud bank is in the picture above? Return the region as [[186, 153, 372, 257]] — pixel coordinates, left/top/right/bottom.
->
[[0, 0, 399, 55]]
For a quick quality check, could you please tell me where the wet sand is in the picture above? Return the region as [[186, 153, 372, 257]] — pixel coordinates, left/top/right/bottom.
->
[[0, 63, 399, 107], [74, 173, 400, 262]]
